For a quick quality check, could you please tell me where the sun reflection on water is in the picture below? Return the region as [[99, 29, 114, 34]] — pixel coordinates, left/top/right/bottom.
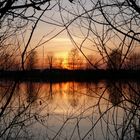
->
[[0, 80, 140, 140]]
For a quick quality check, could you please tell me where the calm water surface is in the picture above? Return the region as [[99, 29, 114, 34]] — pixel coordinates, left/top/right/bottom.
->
[[0, 80, 140, 140]]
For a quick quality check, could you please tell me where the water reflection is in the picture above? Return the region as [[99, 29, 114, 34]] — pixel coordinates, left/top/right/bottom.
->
[[107, 81, 123, 105], [0, 80, 140, 139], [26, 82, 38, 103]]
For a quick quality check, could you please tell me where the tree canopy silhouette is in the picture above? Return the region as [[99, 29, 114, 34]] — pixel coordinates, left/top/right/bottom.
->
[[59, 0, 140, 68], [107, 49, 122, 70]]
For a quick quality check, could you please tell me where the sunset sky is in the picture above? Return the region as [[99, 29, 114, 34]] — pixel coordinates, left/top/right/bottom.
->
[[30, 23, 101, 67], [23, 0, 138, 69], [26, 1, 99, 63]]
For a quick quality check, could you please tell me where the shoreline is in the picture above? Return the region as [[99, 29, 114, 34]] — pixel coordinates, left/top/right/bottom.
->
[[0, 69, 140, 82]]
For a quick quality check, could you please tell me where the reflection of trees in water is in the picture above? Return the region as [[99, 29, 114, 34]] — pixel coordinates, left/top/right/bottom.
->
[[0, 81, 21, 117], [0, 81, 47, 139], [127, 81, 140, 106], [0, 81, 16, 97], [0, 82, 31, 139], [58, 82, 63, 95], [85, 82, 101, 100], [123, 81, 140, 140], [67, 82, 80, 108], [0, 81, 140, 139], [101, 81, 140, 140], [45, 82, 57, 102], [79, 81, 140, 140], [48, 82, 53, 100], [106, 80, 140, 109], [107, 81, 123, 105], [26, 82, 40, 103], [26, 82, 37, 103]]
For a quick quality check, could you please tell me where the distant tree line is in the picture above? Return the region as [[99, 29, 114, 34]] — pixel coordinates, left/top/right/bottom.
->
[[0, 1, 140, 71], [1, 47, 140, 71]]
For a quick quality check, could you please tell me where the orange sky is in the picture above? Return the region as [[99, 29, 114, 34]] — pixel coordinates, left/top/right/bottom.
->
[[23, 2, 118, 69]]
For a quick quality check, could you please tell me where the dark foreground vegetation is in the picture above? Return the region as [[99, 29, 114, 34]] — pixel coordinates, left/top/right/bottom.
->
[[0, 69, 140, 82]]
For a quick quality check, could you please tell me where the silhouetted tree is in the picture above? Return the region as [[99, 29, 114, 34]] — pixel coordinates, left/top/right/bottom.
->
[[0, 0, 56, 70], [68, 48, 80, 70], [107, 81, 122, 106], [57, 57, 64, 69], [0, 52, 16, 70], [26, 50, 38, 70], [59, 0, 140, 69], [107, 49, 122, 70], [126, 53, 140, 70], [86, 54, 99, 69], [0, 1, 74, 70], [67, 82, 80, 108], [77, 56, 84, 69], [46, 52, 55, 70]]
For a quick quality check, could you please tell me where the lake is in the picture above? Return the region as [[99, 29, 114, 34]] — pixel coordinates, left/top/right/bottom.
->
[[0, 80, 140, 140]]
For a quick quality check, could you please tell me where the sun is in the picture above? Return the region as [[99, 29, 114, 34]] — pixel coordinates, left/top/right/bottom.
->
[[55, 52, 69, 69], [62, 58, 68, 69]]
